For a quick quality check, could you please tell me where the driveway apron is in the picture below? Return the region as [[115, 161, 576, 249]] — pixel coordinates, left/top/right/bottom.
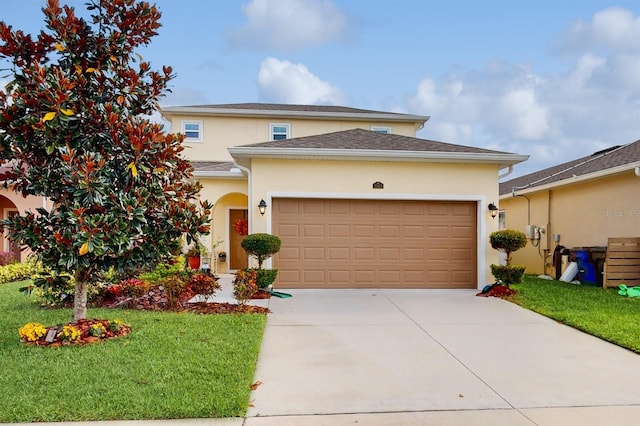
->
[[245, 289, 640, 425]]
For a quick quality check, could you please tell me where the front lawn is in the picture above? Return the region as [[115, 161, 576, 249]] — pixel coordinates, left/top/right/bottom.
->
[[0, 281, 266, 423], [512, 276, 640, 353]]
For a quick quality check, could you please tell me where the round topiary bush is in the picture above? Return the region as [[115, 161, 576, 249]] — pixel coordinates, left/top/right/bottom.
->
[[490, 264, 526, 285], [489, 229, 527, 264], [489, 229, 528, 287], [241, 233, 282, 269]]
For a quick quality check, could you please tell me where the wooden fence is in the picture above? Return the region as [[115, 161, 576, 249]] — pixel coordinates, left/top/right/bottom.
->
[[604, 237, 640, 288]]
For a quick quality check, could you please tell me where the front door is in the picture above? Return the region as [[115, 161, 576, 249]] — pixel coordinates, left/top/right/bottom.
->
[[229, 209, 248, 271]]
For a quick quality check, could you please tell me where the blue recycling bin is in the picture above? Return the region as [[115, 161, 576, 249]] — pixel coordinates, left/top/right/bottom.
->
[[573, 249, 598, 286]]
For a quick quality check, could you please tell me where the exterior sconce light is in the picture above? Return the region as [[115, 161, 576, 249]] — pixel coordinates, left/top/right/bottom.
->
[[258, 199, 267, 216], [488, 202, 498, 219]]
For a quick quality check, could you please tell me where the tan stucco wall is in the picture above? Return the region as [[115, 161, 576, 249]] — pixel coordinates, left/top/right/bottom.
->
[[500, 170, 640, 275], [170, 114, 421, 162], [247, 158, 502, 286]]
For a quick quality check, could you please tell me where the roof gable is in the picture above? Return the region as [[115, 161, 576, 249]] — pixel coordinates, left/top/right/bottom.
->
[[500, 140, 640, 195], [229, 128, 528, 169], [238, 128, 507, 154]]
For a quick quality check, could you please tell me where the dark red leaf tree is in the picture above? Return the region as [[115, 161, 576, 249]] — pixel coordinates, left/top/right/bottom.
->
[[0, 0, 212, 321]]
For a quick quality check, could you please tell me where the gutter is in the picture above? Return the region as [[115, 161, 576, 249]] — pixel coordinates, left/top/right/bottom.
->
[[192, 170, 246, 179], [509, 145, 628, 196], [228, 147, 529, 168], [501, 160, 640, 199]]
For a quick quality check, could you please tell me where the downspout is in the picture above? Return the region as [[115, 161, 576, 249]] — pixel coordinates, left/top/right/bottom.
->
[[498, 165, 513, 179]]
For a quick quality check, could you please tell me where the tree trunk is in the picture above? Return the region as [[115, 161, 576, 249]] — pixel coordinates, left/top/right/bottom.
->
[[72, 269, 89, 323]]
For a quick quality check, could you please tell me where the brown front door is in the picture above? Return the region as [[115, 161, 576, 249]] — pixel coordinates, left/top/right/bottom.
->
[[229, 209, 248, 270]]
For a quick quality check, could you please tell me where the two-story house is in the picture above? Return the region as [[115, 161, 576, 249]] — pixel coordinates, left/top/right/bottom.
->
[[160, 103, 528, 289]]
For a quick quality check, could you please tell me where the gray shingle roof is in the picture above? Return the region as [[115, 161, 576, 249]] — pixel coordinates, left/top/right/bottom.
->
[[238, 128, 511, 154], [500, 140, 640, 195], [190, 161, 235, 172], [179, 103, 407, 116]]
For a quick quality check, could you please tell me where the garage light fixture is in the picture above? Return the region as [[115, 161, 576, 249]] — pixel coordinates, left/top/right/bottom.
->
[[488, 202, 498, 219], [258, 199, 267, 216]]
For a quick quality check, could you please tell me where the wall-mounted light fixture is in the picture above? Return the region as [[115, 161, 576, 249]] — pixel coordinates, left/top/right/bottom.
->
[[488, 202, 498, 219], [258, 199, 267, 216]]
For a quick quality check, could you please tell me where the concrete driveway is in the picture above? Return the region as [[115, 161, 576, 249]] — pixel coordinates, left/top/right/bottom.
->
[[245, 289, 640, 425]]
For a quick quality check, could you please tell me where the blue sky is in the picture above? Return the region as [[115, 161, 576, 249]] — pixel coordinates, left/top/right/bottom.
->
[[2, 0, 640, 177]]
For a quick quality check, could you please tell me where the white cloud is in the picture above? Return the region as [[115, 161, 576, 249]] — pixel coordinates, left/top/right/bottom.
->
[[257, 57, 345, 105], [562, 7, 640, 54], [406, 7, 640, 177], [228, 0, 347, 50]]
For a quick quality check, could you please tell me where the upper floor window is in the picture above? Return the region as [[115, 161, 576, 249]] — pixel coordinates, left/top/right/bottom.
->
[[371, 126, 391, 134], [182, 120, 203, 142], [270, 123, 290, 141]]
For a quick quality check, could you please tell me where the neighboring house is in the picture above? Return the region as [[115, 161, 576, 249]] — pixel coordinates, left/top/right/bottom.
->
[[162, 103, 527, 289], [0, 162, 45, 261], [499, 140, 640, 277]]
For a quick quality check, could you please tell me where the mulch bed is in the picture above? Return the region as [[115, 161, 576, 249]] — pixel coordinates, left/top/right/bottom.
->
[[94, 285, 270, 314], [24, 285, 270, 347], [22, 318, 132, 347], [476, 284, 517, 298]]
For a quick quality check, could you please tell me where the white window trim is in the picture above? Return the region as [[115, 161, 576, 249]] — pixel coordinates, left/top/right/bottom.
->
[[270, 123, 291, 141], [371, 126, 392, 134], [182, 120, 203, 143]]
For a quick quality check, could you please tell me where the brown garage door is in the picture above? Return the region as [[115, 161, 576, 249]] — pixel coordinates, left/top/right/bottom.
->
[[273, 198, 477, 289]]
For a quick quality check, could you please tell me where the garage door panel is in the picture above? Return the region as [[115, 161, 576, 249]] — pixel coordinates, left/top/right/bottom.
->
[[379, 248, 400, 261], [353, 203, 375, 215], [278, 247, 300, 260], [327, 247, 350, 260], [303, 247, 325, 260], [354, 225, 375, 237], [277, 224, 300, 237], [353, 270, 375, 284], [404, 225, 425, 237], [303, 201, 325, 215], [303, 270, 326, 283], [354, 247, 375, 260], [303, 224, 325, 237], [328, 224, 350, 237], [379, 225, 401, 238], [274, 199, 476, 289]]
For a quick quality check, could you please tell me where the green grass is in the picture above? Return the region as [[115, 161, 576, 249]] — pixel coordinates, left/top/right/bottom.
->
[[512, 276, 640, 353], [0, 281, 266, 423]]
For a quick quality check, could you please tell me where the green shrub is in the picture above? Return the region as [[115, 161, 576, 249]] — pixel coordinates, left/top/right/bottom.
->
[[255, 268, 278, 289], [140, 256, 188, 285], [489, 229, 527, 265], [241, 233, 281, 268], [491, 264, 526, 285], [0, 259, 44, 285]]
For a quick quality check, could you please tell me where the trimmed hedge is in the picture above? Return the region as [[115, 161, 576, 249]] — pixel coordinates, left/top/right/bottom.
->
[[0, 259, 43, 285]]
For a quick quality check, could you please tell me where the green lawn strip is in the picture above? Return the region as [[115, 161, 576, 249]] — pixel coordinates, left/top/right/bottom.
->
[[512, 276, 640, 353], [0, 281, 266, 423]]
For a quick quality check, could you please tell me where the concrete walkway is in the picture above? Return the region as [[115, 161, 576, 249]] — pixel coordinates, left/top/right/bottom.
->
[[6, 283, 640, 425]]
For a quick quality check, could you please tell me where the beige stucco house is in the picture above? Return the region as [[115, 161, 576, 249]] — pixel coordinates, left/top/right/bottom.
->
[[161, 103, 528, 289], [499, 140, 640, 280]]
